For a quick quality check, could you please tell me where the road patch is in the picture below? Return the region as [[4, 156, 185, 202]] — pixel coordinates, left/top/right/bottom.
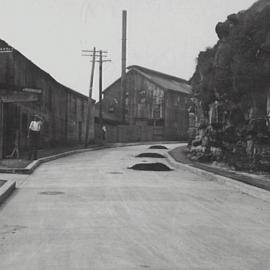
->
[[136, 153, 166, 158], [149, 145, 168, 149], [129, 162, 172, 171]]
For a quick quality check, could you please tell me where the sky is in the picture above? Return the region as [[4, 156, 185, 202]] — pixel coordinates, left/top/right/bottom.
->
[[0, 0, 256, 100]]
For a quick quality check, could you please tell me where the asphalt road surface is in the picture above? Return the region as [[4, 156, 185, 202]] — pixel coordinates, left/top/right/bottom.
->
[[0, 144, 270, 270]]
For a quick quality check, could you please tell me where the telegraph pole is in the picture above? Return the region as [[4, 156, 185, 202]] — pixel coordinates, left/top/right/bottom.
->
[[121, 10, 127, 123], [82, 49, 111, 144], [99, 50, 103, 129], [96, 50, 111, 139], [82, 47, 96, 147]]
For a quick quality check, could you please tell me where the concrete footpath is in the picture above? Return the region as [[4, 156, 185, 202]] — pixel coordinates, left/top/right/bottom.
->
[[169, 145, 270, 192], [0, 144, 103, 174]]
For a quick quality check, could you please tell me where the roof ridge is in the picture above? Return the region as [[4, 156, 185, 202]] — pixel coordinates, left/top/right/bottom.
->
[[127, 65, 189, 84]]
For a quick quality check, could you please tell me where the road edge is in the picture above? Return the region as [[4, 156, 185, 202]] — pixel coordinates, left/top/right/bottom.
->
[[0, 180, 16, 205], [167, 152, 270, 203]]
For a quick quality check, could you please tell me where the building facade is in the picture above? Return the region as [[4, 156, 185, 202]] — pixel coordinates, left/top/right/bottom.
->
[[0, 39, 94, 158], [100, 65, 191, 141]]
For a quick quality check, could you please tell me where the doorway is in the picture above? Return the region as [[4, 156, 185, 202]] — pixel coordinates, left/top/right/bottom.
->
[[3, 103, 20, 157]]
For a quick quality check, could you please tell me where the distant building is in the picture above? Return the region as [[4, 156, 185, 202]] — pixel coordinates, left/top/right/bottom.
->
[[98, 65, 191, 142], [0, 39, 94, 158]]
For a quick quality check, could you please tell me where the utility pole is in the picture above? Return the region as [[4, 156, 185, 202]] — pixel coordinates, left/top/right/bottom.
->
[[99, 50, 103, 130], [121, 10, 127, 123], [82, 49, 111, 144], [96, 50, 111, 140], [82, 47, 96, 147]]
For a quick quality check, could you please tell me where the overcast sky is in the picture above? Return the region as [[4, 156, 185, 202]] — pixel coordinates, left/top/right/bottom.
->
[[0, 0, 256, 100]]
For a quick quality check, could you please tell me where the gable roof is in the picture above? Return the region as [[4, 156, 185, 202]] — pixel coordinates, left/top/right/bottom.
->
[[103, 65, 191, 95], [0, 39, 90, 101], [127, 65, 191, 95]]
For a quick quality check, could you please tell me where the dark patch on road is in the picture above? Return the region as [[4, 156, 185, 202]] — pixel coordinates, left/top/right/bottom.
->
[[136, 153, 166, 158], [39, 191, 65, 195], [149, 145, 168, 150], [129, 163, 172, 171]]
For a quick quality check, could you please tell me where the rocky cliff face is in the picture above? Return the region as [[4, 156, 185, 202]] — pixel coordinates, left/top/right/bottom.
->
[[249, 0, 270, 12], [189, 0, 270, 172]]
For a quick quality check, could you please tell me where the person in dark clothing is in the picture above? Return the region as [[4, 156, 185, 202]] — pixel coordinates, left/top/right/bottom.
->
[[102, 125, 107, 141], [27, 115, 42, 160]]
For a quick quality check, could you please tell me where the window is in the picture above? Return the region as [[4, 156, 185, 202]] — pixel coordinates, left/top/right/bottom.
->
[[152, 89, 164, 119], [137, 104, 147, 118], [173, 95, 181, 106], [153, 104, 161, 119], [138, 90, 146, 104]]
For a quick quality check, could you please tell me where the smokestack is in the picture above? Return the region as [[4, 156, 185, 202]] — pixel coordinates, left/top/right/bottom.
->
[[121, 10, 127, 122]]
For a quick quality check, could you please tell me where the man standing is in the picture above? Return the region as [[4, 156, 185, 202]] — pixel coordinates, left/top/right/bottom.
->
[[27, 115, 42, 160], [102, 125, 107, 141]]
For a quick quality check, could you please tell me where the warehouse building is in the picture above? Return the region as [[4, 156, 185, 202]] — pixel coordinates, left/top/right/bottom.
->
[[98, 65, 191, 142], [0, 39, 94, 158]]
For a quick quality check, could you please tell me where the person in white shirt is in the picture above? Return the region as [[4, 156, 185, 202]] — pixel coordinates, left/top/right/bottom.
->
[[27, 115, 43, 160]]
